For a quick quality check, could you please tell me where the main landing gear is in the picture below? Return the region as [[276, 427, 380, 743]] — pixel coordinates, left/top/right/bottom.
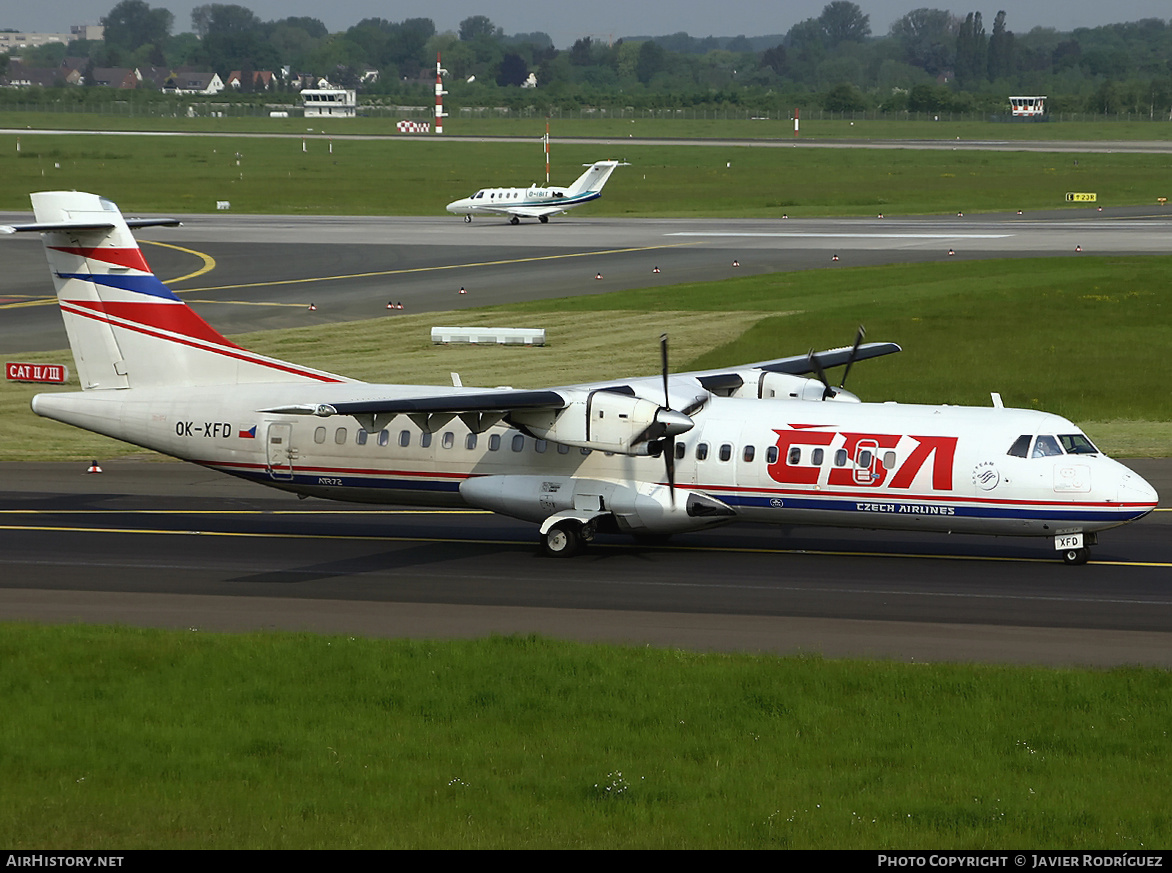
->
[[464, 214, 472, 223], [1061, 547, 1090, 566], [541, 519, 594, 558]]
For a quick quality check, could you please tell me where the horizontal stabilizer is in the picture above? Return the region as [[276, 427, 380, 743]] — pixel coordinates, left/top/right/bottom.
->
[[0, 218, 181, 234]]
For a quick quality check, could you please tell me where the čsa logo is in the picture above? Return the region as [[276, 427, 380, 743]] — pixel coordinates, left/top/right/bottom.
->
[[767, 426, 958, 491]]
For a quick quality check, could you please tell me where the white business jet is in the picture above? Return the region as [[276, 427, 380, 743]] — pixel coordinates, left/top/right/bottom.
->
[[445, 160, 627, 224], [5, 192, 1159, 564]]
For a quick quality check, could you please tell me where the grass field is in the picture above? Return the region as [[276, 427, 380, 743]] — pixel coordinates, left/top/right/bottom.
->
[[4, 256, 1168, 461], [2, 130, 1171, 218], [2, 625, 1169, 849]]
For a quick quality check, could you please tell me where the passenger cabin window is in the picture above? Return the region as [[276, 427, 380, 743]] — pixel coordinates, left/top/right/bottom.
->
[[1032, 435, 1064, 458], [811, 448, 824, 466], [766, 446, 779, 464], [420, 433, 432, 448], [489, 434, 501, 451], [788, 446, 801, 465], [315, 427, 326, 444], [719, 443, 732, 462], [356, 429, 368, 446], [675, 443, 686, 461], [442, 432, 454, 449], [334, 428, 347, 445], [743, 445, 755, 463], [465, 433, 477, 450], [1007, 435, 1031, 458], [378, 430, 390, 447], [398, 430, 411, 448], [883, 451, 896, 470], [696, 443, 709, 461], [512, 434, 525, 452]]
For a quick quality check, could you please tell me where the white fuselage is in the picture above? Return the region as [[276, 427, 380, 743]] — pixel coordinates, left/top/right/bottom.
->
[[445, 185, 597, 217], [32, 385, 1159, 540]]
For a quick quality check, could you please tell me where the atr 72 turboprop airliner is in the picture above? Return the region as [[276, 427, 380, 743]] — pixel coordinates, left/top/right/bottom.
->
[[445, 160, 627, 224], [4, 192, 1159, 564]]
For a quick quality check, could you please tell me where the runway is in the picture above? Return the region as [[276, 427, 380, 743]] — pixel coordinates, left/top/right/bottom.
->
[[1, 460, 1169, 666], [2, 207, 1169, 666], [3, 208, 1171, 353]]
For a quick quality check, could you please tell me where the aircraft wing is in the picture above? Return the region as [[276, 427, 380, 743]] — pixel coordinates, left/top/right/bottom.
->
[[267, 389, 567, 418], [504, 205, 568, 218], [742, 341, 902, 375], [463, 204, 567, 219], [262, 389, 570, 433]]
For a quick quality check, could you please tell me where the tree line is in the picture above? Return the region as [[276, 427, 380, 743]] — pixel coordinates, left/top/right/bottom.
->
[[5, 1, 1172, 116]]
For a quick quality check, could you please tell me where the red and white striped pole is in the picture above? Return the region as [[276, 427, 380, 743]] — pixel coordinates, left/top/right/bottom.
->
[[544, 120, 550, 185], [794, 107, 800, 138], [435, 53, 447, 134]]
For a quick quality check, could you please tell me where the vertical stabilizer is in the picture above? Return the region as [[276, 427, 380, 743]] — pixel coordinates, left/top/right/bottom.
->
[[13, 192, 348, 390], [565, 160, 625, 198]]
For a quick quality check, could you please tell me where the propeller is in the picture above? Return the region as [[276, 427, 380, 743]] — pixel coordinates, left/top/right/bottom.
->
[[838, 325, 866, 390], [808, 325, 867, 401], [661, 334, 677, 503], [806, 348, 835, 400]]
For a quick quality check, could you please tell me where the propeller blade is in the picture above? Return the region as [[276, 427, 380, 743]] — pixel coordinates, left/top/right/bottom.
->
[[665, 440, 677, 505], [661, 333, 676, 505], [660, 333, 670, 409], [838, 325, 866, 389], [807, 349, 834, 400]]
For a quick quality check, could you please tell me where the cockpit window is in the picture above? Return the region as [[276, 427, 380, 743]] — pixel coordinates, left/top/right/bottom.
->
[[1059, 433, 1099, 455], [1007, 435, 1031, 458], [1032, 435, 1064, 458]]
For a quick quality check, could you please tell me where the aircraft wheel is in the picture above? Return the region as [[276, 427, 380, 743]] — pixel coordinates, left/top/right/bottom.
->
[[539, 215, 548, 223], [510, 216, 520, 226], [542, 522, 584, 558], [464, 215, 472, 223], [1061, 547, 1090, 566]]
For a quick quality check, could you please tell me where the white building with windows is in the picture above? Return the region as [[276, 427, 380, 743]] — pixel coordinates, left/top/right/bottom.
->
[[302, 89, 357, 118]]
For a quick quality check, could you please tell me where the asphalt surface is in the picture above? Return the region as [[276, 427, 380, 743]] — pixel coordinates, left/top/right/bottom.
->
[[0, 459, 1168, 666], [4, 208, 1172, 353], [1, 204, 1169, 666]]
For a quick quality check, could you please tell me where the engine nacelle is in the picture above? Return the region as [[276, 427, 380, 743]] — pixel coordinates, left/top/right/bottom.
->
[[722, 370, 861, 402], [509, 388, 692, 455], [459, 475, 735, 534]]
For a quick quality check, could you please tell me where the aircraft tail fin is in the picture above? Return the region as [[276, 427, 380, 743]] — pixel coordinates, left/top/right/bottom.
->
[[11, 192, 348, 390], [565, 160, 625, 198]]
